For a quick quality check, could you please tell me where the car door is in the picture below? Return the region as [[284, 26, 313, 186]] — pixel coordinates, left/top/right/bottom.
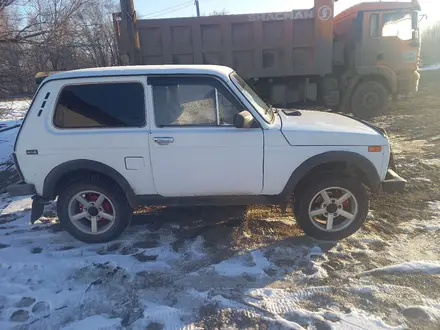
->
[[147, 75, 264, 197], [360, 12, 382, 66]]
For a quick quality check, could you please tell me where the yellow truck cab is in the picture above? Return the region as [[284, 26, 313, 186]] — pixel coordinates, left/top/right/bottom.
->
[[335, 1, 421, 116]]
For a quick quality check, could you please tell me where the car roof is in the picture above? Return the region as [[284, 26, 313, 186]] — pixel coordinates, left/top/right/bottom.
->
[[45, 65, 235, 82]]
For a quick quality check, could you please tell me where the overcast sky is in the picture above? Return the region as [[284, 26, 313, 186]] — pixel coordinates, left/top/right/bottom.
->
[[133, 0, 438, 28]]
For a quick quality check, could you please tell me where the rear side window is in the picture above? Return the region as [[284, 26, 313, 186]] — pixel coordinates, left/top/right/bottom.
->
[[54, 82, 145, 128]]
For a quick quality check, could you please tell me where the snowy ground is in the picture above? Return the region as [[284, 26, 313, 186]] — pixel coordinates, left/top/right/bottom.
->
[[1, 85, 440, 330], [1, 200, 438, 330], [0, 100, 30, 170], [419, 64, 440, 72]]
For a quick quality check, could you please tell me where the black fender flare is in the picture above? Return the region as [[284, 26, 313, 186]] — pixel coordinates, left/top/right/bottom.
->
[[281, 151, 381, 198], [42, 159, 137, 207]]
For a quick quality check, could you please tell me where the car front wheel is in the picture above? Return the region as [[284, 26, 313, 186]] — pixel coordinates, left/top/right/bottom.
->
[[294, 176, 369, 241]]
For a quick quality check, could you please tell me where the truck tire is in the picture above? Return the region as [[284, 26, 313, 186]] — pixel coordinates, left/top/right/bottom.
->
[[294, 176, 369, 241], [57, 176, 132, 243], [350, 81, 388, 119]]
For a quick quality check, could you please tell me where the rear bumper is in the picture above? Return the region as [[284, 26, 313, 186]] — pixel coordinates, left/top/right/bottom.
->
[[382, 169, 406, 193], [7, 181, 36, 197]]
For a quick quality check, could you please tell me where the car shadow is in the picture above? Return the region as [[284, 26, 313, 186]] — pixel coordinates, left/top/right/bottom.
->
[[130, 204, 336, 267]]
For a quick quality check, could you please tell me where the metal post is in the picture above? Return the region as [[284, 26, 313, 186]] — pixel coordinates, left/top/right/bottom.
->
[[215, 88, 220, 125], [195, 0, 200, 17]]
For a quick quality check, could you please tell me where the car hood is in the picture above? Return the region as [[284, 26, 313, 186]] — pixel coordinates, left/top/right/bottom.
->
[[279, 110, 388, 146]]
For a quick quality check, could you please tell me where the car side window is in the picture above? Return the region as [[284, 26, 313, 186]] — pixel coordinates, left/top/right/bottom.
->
[[150, 76, 242, 127], [53, 82, 145, 129]]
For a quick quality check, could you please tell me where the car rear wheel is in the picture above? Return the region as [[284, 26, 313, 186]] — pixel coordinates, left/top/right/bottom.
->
[[57, 176, 132, 243], [294, 176, 369, 241]]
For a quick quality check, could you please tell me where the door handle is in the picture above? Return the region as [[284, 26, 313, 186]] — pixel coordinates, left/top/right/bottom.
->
[[153, 137, 174, 145]]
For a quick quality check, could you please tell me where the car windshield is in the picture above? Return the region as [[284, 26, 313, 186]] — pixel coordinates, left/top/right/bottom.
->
[[229, 72, 274, 123], [382, 12, 412, 41]]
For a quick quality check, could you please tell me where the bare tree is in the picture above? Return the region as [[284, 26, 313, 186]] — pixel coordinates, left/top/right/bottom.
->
[[74, 0, 119, 67], [209, 9, 229, 16], [0, 0, 119, 97], [0, 0, 15, 12]]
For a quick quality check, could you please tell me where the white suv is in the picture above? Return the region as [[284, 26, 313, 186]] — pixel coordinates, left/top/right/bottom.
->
[[8, 65, 405, 243]]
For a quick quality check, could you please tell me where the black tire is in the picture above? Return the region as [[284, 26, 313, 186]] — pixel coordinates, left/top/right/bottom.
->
[[350, 80, 389, 119], [294, 176, 369, 241], [57, 176, 132, 243]]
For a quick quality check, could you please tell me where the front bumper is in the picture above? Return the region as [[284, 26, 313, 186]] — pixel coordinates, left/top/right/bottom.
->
[[382, 169, 406, 193], [397, 71, 420, 95]]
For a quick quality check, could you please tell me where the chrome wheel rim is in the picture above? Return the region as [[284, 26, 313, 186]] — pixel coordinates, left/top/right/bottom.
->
[[308, 187, 358, 232], [67, 190, 116, 235]]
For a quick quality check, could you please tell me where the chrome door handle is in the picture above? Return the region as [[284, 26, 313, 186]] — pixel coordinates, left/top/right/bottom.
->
[[153, 137, 174, 145]]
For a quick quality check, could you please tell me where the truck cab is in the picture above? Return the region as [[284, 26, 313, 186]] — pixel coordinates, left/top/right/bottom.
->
[[334, 1, 421, 117]]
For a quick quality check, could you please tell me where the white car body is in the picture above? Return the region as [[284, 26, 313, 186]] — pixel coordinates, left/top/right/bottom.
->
[[9, 65, 405, 242], [15, 65, 389, 197]]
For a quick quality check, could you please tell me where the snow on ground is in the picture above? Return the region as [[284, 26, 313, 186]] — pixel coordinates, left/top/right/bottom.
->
[[359, 261, 440, 276], [0, 197, 439, 329], [0, 100, 30, 122], [0, 100, 30, 169], [419, 64, 440, 72]]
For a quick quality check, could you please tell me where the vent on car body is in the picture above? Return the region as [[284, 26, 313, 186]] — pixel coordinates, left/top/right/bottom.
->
[[37, 92, 50, 117]]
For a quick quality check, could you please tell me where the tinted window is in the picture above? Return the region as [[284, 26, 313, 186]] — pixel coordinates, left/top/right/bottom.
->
[[54, 83, 145, 128], [151, 77, 241, 127]]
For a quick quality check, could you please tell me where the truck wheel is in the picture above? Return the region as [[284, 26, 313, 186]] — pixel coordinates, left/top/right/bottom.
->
[[57, 176, 132, 243], [350, 81, 388, 119], [294, 176, 369, 241]]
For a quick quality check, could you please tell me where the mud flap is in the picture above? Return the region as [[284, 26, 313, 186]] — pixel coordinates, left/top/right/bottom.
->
[[31, 197, 46, 224]]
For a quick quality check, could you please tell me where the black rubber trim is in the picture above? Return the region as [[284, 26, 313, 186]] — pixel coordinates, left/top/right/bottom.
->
[[134, 194, 278, 206], [43, 159, 137, 207], [382, 169, 406, 193], [31, 196, 46, 224], [7, 181, 36, 197], [281, 151, 381, 197]]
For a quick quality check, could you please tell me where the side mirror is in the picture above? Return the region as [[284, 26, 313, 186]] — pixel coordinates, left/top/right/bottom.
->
[[233, 111, 254, 128]]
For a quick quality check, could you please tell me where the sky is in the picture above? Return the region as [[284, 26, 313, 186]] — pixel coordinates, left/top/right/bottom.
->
[[133, 0, 439, 27]]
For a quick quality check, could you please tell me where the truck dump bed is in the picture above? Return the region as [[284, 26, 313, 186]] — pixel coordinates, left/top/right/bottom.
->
[[117, 0, 334, 80]]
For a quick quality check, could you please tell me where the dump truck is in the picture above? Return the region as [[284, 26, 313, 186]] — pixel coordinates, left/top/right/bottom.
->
[[114, 0, 421, 119]]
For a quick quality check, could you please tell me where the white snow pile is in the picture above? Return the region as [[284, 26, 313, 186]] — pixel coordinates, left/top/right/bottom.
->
[[398, 201, 440, 232], [0, 100, 30, 122], [245, 288, 401, 329], [0, 99, 30, 168], [419, 64, 440, 72], [359, 261, 440, 276]]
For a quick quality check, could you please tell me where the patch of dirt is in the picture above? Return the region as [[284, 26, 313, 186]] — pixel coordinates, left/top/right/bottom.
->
[[195, 307, 278, 330], [370, 273, 440, 300]]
